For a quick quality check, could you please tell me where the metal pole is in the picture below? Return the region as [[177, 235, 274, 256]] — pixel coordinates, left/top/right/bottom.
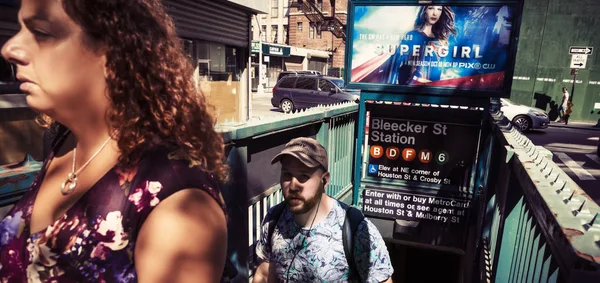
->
[[570, 72, 576, 102]]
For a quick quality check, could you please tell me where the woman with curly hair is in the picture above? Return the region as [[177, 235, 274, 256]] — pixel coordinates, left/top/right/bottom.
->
[[388, 5, 457, 85], [0, 0, 229, 281]]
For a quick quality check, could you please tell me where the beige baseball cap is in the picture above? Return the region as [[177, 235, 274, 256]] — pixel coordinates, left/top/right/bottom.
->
[[271, 137, 328, 171]]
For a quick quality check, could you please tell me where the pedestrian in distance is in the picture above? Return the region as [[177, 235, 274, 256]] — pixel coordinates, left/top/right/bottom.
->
[[253, 137, 394, 282], [558, 87, 570, 123], [0, 0, 229, 282]]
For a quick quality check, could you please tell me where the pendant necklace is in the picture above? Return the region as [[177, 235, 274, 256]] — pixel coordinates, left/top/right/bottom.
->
[[60, 135, 113, 195]]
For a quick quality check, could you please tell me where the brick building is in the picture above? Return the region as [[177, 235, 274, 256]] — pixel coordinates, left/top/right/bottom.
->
[[288, 0, 347, 72], [251, 0, 348, 92]]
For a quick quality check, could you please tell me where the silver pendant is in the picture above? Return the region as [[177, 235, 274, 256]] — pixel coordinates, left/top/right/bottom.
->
[[61, 173, 77, 195]]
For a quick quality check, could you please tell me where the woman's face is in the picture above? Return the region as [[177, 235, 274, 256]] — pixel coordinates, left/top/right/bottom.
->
[[1, 0, 107, 118], [425, 6, 443, 26]]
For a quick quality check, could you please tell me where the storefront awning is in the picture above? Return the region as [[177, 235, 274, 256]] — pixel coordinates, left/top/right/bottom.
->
[[251, 41, 291, 57]]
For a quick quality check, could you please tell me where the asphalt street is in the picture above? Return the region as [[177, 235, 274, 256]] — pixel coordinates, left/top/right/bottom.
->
[[250, 91, 284, 120], [525, 124, 600, 203]]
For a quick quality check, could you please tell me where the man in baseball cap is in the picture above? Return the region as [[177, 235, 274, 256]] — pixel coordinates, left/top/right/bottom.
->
[[253, 137, 393, 282]]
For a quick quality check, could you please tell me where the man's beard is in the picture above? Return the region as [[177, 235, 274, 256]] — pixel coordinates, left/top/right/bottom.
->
[[284, 184, 324, 215]]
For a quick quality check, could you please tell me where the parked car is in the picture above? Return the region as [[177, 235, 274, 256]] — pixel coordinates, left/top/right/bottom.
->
[[500, 98, 549, 131], [271, 75, 359, 113], [276, 70, 321, 83]]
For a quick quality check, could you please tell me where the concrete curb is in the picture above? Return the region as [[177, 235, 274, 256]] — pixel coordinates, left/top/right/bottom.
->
[[548, 122, 600, 131]]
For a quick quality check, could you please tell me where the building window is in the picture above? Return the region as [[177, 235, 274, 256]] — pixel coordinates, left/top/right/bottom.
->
[[297, 22, 302, 32], [309, 23, 314, 39], [317, 0, 323, 10], [261, 25, 267, 42], [191, 40, 244, 123], [271, 25, 278, 43], [271, 0, 278, 18], [181, 38, 194, 63], [283, 0, 289, 16], [317, 22, 322, 39], [283, 24, 288, 44]]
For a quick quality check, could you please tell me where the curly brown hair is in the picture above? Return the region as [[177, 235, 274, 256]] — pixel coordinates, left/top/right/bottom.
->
[[415, 6, 457, 42], [56, 0, 228, 181]]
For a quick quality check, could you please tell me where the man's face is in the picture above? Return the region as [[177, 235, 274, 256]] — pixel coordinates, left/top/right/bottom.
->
[[280, 155, 326, 215]]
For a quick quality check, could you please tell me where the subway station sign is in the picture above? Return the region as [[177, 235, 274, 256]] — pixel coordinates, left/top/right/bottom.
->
[[363, 187, 472, 248], [363, 189, 470, 225], [365, 105, 481, 189], [361, 103, 482, 249]]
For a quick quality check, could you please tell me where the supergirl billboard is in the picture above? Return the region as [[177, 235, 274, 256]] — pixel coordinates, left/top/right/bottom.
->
[[347, 2, 521, 97]]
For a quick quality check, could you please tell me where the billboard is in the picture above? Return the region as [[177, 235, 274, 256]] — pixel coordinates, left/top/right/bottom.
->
[[348, 4, 517, 95]]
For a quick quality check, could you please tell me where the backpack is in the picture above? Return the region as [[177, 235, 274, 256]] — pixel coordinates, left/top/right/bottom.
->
[[265, 200, 365, 281]]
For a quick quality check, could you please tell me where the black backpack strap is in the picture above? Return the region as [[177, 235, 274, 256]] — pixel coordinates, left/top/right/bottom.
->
[[266, 202, 287, 246], [340, 201, 365, 282], [253, 201, 287, 268]]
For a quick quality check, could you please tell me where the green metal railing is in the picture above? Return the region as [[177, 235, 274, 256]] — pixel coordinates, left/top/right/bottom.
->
[[216, 102, 358, 279], [477, 110, 600, 283]]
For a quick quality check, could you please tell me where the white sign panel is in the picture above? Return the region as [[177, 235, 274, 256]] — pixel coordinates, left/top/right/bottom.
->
[[569, 46, 593, 55], [570, 54, 588, 69]]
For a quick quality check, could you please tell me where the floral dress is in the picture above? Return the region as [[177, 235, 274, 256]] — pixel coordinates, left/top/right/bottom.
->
[[0, 133, 227, 282]]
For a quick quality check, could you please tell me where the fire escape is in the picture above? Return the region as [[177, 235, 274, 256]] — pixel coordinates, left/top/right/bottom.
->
[[290, 0, 346, 41]]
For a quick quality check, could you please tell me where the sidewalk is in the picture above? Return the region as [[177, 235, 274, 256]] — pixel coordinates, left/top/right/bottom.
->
[[548, 120, 600, 131]]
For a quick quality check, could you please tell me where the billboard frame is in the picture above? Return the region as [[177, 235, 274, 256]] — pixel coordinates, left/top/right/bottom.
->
[[344, 0, 524, 98]]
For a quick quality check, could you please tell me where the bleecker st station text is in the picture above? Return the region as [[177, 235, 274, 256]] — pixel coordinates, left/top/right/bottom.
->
[[370, 118, 448, 145]]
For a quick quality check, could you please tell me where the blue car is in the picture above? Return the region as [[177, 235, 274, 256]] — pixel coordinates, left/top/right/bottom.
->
[[271, 75, 359, 113]]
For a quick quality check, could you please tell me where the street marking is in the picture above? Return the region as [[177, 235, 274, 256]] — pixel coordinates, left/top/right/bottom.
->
[[555, 152, 596, 180], [586, 154, 600, 166]]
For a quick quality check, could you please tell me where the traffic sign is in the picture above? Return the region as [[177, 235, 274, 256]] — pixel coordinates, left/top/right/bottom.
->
[[570, 54, 588, 69], [569, 46, 593, 55]]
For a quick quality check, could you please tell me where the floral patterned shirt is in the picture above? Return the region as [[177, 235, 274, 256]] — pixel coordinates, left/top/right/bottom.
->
[[255, 201, 393, 282], [0, 136, 227, 282]]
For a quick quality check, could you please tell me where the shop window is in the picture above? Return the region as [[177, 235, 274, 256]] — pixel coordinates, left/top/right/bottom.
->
[[295, 77, 316, 90], [297, 22, 302, 32], [309, 58, 327, 73], [192, 40, 244, 124], [181, 38, 195, 64]]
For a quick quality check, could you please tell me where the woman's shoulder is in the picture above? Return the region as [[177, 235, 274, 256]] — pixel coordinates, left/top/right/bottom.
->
[[130, 147, 225, 210]]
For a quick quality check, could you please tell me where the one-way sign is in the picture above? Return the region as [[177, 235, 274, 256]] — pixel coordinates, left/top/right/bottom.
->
[[569, 46, 593, 55]]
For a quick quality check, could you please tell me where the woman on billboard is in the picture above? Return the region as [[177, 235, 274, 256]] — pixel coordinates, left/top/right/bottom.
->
[[387, 6, 457, 85]]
